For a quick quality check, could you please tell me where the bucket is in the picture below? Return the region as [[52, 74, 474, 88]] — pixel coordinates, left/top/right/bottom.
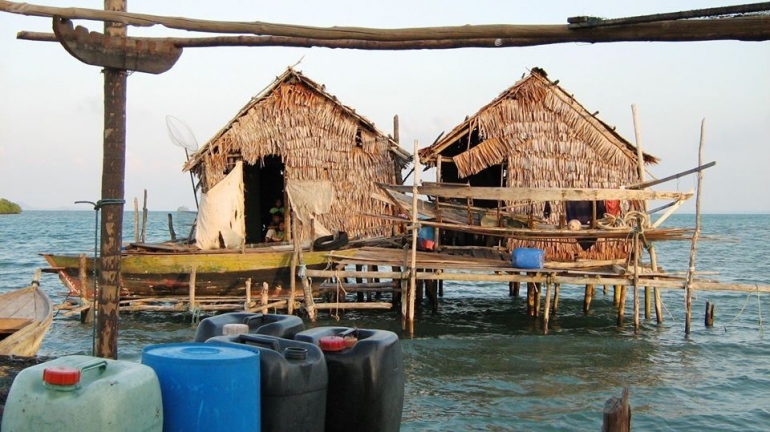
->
[[295, 327, 404, 432], [206, 334, 327, 432], [2, 355, 163, 432], [512, 247, 545, 269], [142, 343, 260, 432], [194, 312, 305, 342]]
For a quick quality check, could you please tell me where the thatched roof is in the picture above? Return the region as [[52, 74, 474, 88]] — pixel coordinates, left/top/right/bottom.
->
[[419, 67, 658, 182], [185, 67, 410, 182]]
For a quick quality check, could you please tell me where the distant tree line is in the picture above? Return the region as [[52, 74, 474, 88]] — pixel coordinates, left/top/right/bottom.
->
[[0, 198, 22, 214]]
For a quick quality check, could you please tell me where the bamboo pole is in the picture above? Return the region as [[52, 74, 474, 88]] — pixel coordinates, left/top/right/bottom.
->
[[534, 282, 541, 317], [632, 104, 651, 323], [408, 140, 419, 324], [188, 265, 197, 313], [401, 245, 408, 322], [613, 285, 621, 306], [649, 245, 663, 323], [617, 285, 627, 326], [686, 119, 706, 334], [584, 284, 593, 314], [314, 302, 393, 310], [552, 283, 560, 315]]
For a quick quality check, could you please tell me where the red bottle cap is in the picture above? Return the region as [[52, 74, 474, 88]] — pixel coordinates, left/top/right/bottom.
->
[[319, 336, 346, 352], [43, 366, 81, 386]]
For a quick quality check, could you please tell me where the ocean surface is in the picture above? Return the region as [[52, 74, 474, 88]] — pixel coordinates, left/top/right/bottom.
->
[[0, 211, 769, 431]]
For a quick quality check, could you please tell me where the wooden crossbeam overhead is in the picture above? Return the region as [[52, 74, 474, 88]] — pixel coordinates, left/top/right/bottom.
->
[[382, 184, 693, 202], [3, 0, 770, 50]]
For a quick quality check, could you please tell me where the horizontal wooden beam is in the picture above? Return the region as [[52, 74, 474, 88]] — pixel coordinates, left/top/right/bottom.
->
[[3, 0, 770, 48], [625, 161, 716, 189], [383, 184, 693, 202], [313, 302, 393, 310]]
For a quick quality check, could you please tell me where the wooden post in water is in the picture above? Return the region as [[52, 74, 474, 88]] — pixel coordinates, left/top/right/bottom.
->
[[188, 266, 197, 316], [584, 284, 594, 314], [302, 276, 316, 322], [133, 198, 139, 243], [648, 245, 663, 323], [401, 245, 408, 322], [705, 300, 715, 327], [617, 285, 627, 326], [167, 213, 176, 241], [632, 105, 651, 323], [552, 283, 560, 315], [95, 0, 128, 359], [602, 387, 631, 432], [633, 233, 641, 333], [686, 119, 706, 335], [141, 189, 148, 243], [543, 282, 552, 334], [614, 285, 621, 306], [533, 281, 541, 318]]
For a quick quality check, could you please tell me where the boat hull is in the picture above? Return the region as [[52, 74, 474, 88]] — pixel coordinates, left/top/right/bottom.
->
[[0, 282, 53, 357], [42, 248, 358, 298]]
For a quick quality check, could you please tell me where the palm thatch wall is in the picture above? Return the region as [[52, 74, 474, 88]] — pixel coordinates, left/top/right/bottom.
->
[[186, 68, 410, 240], [419, 67, 659, 261]]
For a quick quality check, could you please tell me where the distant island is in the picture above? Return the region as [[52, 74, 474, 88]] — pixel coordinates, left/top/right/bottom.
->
[[177, 205, 190, 212], [0, 198, 22, 214]]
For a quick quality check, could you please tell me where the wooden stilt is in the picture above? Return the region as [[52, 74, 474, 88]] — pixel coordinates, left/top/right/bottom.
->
[[686, 119, 706, 335], [543, 282, 552, 334], [416, 276, 424, 307], [552, 283, 560, 315], [617, 285, 627, 326], [401, 245, 408, 322], [705, 300, 715, 327], [584, 284, 594, 314], [604, 284, 609, 295], [141, 189, 148, 243], [167, 213, 176, 241], [426, 279, 438, 314], [302, 276, 316, 322], [527, 282, 535, 317], [260, 282, 269, 313], [245, 278, 252, 310], [649, 245, 663, 323], [633, 233, 641, 333], [614, 285, 621, 306], [188, 266, 197, 314], [133, 197, 139, 243], [534, 282, 541, 318], [438, 279, 444, 297]]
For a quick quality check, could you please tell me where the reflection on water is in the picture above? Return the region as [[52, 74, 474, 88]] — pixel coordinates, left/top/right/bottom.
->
[[1, 212, 769, 430]]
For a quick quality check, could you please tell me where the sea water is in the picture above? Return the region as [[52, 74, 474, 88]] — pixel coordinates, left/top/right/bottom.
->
[[1, 211, 769, 431]]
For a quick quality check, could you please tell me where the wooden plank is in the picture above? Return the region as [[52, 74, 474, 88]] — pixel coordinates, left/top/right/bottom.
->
[[383, 184, 693, 202], [314, 302, 393, 310]]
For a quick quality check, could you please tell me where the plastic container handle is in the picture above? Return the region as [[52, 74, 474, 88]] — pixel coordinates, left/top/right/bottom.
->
[[238, 334, 280, 351], [77, 359, 108, 375], [242, 313, 264, 325]]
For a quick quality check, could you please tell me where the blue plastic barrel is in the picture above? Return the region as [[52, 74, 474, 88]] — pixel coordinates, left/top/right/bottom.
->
[[512, 247, 545, 269], [142, 343, 260, 432]]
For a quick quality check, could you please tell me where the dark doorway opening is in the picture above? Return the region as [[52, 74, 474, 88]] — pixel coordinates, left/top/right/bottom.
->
[[243, 155, 285, 243]]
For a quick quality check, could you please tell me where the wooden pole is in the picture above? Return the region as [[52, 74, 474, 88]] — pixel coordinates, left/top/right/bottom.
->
[[141, 188, 148, 243], [602, 387, 631, 432], [649, 245, 663, 323], [260, 282, 269, 313], [552, 283, 560, 315], [244, 278, 251, 310], [534, 282, 541, 318], [705, 300, 715, 327], [188, 265, 197, 314], [408, 140, 419, 325], [631, 104, 652, 323], [95, 0, 127, 360], [526, 281, 535, 316], [7, 2, 770, 46], [614, 285, 621, 306], [434, 155, 442, 250], [393, 114, 399, 144], [289, 210, 299, 314], [401, 245, 408, 322], [302, 276, 316, 322], [686, 119, 706, 334], [584, 284, 594, 314], [543, 282, 552, 334], [617, 285, 627, 326], [633, 233, 641, 333], [167, 213, 176, 241], [133, 197, 139, 243]]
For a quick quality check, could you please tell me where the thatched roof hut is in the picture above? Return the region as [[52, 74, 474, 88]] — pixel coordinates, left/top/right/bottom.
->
[[185, 68, 410, 247], [418, 67, 659, 261]]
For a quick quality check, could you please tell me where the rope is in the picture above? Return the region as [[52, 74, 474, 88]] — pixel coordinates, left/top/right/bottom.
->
[[723, 290, 753, 332], [597, 210, 651, 231], [331, 269, 348, 321], [757, 286, 763, 335]]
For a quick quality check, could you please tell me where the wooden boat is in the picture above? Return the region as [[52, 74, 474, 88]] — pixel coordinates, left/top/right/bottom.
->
[[42, 243, 365, 298], [0, 270, 54, 357]]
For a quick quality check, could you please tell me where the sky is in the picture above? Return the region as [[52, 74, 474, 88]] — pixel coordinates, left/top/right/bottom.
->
[[0, 1, 768, 213]]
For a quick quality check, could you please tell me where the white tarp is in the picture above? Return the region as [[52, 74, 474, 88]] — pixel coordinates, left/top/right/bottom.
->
[[285, 179, 334, 239], [195, 161, 245, 250]]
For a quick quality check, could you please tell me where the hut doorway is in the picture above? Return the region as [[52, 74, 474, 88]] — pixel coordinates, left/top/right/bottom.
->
[[243, 155, 285, 243]]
